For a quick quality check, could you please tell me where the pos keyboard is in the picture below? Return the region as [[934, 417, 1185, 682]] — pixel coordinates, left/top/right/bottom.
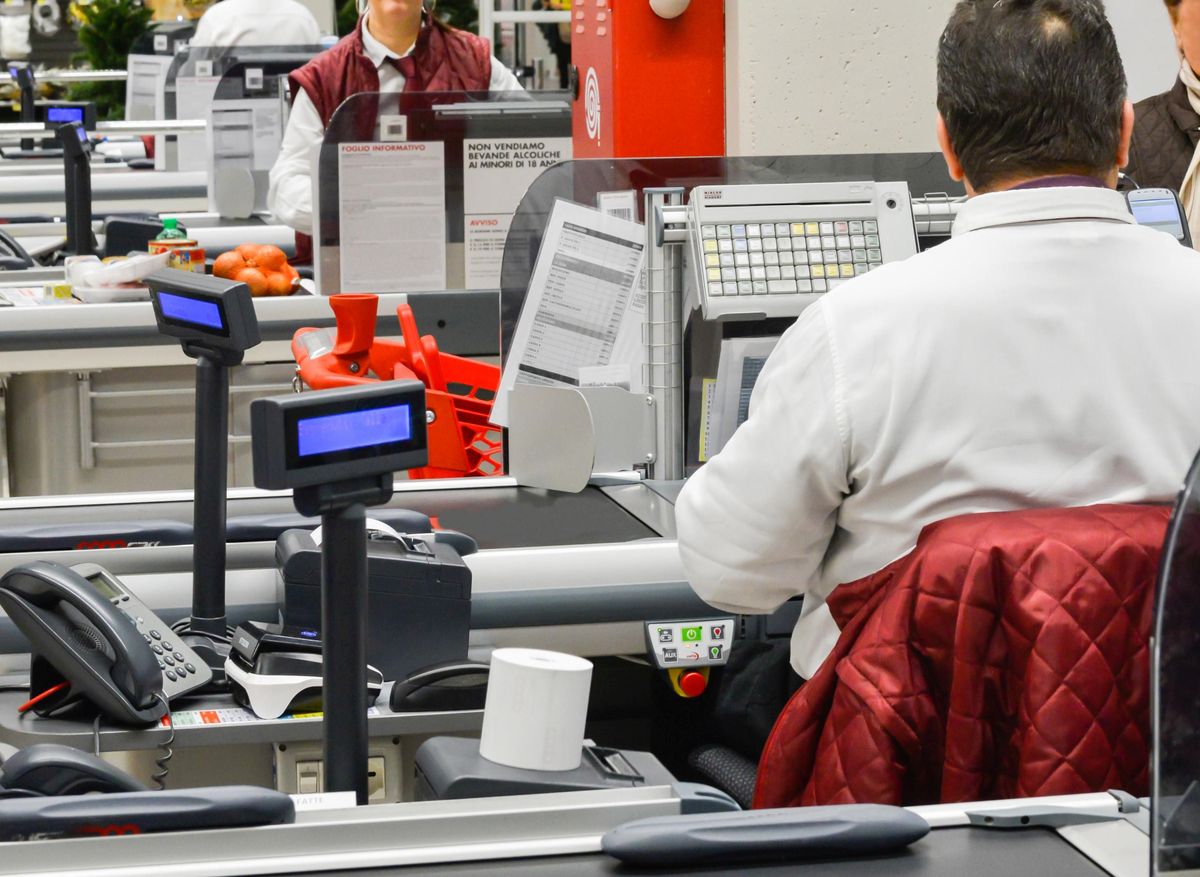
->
[[687, 181, 919, 320]]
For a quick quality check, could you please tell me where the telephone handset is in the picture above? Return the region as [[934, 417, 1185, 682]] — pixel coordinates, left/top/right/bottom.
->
[[0, 561, 165, 726], [0, 228, 34, 271], [0, 561, 210, 726]]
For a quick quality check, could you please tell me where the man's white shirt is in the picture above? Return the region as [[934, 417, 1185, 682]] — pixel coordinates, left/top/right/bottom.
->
[[676, 186, 1200, 679], [267, 17, 523, 234]]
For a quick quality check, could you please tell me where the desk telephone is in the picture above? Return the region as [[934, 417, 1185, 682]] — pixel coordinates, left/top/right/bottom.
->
[[0, 227, 34, 271], [0, 561, 212, 726]]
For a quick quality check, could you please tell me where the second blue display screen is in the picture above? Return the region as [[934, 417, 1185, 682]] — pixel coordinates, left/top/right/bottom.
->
[[296, 404, 413, 457]]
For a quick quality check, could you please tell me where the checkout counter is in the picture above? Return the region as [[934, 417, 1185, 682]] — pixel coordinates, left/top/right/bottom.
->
[[0, 42, 318, 253], [0, 138, 1183, 874]]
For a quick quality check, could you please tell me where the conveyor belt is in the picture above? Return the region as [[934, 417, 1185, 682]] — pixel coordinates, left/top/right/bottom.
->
[[344, 828, 1108, 876], [0, 485, 662, 552]]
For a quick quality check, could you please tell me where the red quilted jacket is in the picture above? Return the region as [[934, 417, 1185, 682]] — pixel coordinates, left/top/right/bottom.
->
[[287, 15, 492, 263], [754, 504, 1169, 810]]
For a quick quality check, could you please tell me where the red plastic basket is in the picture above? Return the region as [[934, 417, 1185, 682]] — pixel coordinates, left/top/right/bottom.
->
[[291, 294, 502, 479]]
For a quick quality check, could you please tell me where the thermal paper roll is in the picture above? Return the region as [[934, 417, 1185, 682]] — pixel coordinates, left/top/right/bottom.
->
[[479, 648, 593, 772]]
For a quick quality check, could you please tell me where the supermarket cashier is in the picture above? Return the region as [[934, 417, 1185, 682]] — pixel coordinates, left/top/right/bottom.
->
[[267, 0, 523, 261]]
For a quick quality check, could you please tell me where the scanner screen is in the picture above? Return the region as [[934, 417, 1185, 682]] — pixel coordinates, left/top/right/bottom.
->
[[296, 404, 412, 457], [1132, 198, 1186, 240], [158, 292, 225, 330]]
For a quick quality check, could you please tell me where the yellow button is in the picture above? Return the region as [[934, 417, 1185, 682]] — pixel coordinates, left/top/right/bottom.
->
[[840, 264, 855, 277], [705, 254, 720, 267], [806, 222, 820, 235], [791, 223, 806, 236], [811, 264, 826, 278], [704, 240, 718, 253], [707, 268, 722, 281]]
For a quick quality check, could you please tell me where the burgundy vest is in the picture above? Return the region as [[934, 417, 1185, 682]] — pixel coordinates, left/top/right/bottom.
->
[[288, 16, 492, 263]]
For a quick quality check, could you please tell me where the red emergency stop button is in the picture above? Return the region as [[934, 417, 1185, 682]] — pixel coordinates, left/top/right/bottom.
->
[[679, 671, 708, 698]]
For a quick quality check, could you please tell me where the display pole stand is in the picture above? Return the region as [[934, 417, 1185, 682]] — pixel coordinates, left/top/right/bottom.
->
[[190, 351, 234, 639], [166, 342, 244, 684], [148, 271, 261, 691], [56, 123, 94, 257], [292, 474, 393, 805], [13, 64, 35, 152]]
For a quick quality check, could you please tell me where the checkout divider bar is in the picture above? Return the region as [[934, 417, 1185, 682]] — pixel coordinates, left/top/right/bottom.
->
[[0, 786, 680, 877]]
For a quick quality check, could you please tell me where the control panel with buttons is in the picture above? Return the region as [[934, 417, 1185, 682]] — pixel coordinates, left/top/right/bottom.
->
[[646, 618, 735, 670], [71, 562, 214, 700], [686, 181, 918, 321]]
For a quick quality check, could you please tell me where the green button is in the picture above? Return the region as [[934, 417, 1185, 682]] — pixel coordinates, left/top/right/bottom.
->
[[681, 626, 703, 643]]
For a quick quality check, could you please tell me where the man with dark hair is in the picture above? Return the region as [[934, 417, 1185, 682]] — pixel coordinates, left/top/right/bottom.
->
[[937, 0, 1130, 191], [676, 0, 1200, 709]]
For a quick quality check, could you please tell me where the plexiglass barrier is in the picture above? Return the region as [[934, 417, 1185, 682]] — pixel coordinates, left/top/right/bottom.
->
[[162, 44, 323, 173], [497, 153, 963, 366], [315, 90, 573, 295], [1154, 449, 1200, 873]]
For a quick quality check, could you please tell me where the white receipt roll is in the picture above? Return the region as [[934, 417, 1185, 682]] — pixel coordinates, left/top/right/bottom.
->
[[479, 648, 593, 772]]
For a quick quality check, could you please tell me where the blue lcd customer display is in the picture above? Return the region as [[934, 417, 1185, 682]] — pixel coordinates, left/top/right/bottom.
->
[[157, 292, 225, 331], [147, 269, 260, 355], [251, 383, 428, 490], [296, 405, 413, 457], [46, 106, 84, 125]]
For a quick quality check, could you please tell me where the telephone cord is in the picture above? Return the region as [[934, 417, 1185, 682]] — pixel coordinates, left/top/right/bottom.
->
[[150, 693, 174, 791]]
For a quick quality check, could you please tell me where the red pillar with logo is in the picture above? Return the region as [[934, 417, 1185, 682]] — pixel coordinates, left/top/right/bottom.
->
[[571, 0, 725, 159]]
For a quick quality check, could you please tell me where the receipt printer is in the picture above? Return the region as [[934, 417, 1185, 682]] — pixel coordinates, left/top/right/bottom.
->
[[276, 530, 471, 681], [414, 737, 739, 814]]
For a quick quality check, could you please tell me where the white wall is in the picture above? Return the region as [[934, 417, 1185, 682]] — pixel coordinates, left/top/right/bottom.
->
[[726, 0, 1182, 157], [1108, 0, 1178, 101]]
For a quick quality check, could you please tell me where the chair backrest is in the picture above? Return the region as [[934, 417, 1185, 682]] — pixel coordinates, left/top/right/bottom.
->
[[1153, 449, 1200, 874]]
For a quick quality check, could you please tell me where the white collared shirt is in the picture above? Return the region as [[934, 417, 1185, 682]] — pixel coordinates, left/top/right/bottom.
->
[[191, 0, 323, 47], [267, 16, 523, 234], [676, 186, 1200, 679]]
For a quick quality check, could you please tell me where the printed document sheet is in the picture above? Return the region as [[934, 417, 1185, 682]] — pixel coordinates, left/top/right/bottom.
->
[[463, 137, 572, 289], [492, 199, 647, 425], [338, 142, 447, 292]]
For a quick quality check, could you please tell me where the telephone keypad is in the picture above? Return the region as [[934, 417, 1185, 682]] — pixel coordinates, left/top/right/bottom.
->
[[74, 563, 212, 701]]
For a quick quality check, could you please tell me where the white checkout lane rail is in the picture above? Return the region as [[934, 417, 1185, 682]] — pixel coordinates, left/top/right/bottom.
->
[[0, 789, 1150, 877], [0, 292, 404, 374], [0, 120, 210, 218], [911, 791, 1149, 877]]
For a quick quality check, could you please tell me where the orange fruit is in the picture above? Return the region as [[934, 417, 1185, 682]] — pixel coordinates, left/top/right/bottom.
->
[[213, 251, 246, 280], [238, 268, 269, 297], [255, 245, 288, 272], [235, 243, 260, 264], [266, 271, 294, 296]]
